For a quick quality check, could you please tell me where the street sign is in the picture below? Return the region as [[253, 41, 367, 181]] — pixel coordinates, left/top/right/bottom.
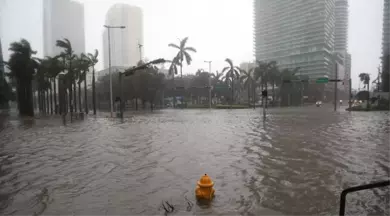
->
[[316, 77, 329, 83]]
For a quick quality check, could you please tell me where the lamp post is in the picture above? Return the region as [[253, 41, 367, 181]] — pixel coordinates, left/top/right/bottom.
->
[[204, 60, 212, 109], [104, 25, 125, 117]]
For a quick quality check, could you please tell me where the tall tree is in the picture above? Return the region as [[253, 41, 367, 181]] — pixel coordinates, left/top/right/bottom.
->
[[44, 56, 63, 114], [222, 58, 240, 104], [56, 38, 75, 118], [166, 56, 181, 108], [78, 54, 90, 114], [240, 69, 255, 106], [7, 39, 38, 116], [168, 37, 197, 78], [359, 73, 370, 107], [87, 49, 99, 115]]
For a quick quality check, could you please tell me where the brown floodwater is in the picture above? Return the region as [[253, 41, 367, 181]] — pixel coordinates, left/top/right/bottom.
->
[[0, 107, 389, 215]]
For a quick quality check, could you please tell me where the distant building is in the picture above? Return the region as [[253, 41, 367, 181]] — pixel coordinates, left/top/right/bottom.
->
[[383, 0, 390, 59], [42, 0, 85, 57], [254, 0, 336, 79], [344, 52, 351, 92], [96, 66, 128, 79], [102, 4, 143, 70], [334, 0, 348, 52], [381, 0, 389, 92], [239, 61, 256, 73]]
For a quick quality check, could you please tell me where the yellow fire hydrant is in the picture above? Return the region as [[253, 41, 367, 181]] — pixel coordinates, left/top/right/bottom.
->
[[195, 174, 215, 200]]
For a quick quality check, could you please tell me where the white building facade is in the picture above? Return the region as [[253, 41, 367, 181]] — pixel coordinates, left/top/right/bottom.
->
[[43, 0, 85, 56], [102, 4, 143, 69]]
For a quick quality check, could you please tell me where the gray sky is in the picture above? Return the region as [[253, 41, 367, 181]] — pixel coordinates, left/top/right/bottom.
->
[[0, 0, 384, 89]]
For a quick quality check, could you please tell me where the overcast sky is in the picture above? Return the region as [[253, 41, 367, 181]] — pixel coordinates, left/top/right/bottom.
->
[[0, 0, 385, 89]]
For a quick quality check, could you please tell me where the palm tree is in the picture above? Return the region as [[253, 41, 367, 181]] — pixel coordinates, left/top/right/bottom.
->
[[222, 58, 240, 104], [34, 58, 51, 114], [211, 71, 223, 84], [7, 39, 38, 116], [78, 53, 90, 114], [359, 73, 370, 107], [279, 67, 300, 106], [43, 56, 63, 114], [56, 38, 75, 118], [166, 56, 181, 108], [87, 49, 98, 115], [240, 69, 255, 107], [168, 37, 196, 78]]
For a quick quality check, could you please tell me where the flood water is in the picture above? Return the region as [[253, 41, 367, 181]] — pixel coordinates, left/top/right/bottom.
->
[[0, 107, 389, 215]]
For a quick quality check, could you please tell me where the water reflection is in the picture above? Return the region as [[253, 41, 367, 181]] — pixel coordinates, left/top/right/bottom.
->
[[0, 108, 388, 215]]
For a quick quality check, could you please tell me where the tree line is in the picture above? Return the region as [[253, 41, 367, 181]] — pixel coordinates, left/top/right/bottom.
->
[[3, 36, 326, 116], [3, 38, 99, 117]]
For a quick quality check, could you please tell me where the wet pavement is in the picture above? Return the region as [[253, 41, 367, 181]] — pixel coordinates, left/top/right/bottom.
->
[[0, 107, 389, 215]]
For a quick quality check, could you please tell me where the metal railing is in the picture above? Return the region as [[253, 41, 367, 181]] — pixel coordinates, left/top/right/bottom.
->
[[339, 180, 390, 216]]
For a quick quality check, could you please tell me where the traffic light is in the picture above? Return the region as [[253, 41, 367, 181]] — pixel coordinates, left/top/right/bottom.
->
[[262, 90, 268, 97]]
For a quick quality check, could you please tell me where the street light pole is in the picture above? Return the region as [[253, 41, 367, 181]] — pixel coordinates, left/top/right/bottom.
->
[[104, 25, 125, 117], [204, 61, 212, 109]]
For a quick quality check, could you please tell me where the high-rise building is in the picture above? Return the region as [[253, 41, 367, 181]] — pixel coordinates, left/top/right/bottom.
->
[[43, 0, 85, 56], [254, 0, 336, 79], [381, 0, 389, 92], [334, 0, 348, 52], [102, 4, 143, 69], [334, 0, 350, 94], [383, 0, 390, 58]]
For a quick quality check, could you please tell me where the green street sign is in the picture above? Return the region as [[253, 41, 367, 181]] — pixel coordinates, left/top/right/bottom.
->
[[316, 77, 329, 83]]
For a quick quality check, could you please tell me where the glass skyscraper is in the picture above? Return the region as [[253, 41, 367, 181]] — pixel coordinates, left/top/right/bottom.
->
[[254, 0, 336, 79]]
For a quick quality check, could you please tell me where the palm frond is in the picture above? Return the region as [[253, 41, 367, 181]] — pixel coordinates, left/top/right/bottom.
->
[[168, 43, 180, 49], [222, 66, 230, 73], [183, 51, 192, 65], [184, 47, 197, 52], [180, 37, 189, 48], [225, 58, 233, 68]]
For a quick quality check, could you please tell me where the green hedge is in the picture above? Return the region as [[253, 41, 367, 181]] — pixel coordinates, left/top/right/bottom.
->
[[215, 104, 249, 109]]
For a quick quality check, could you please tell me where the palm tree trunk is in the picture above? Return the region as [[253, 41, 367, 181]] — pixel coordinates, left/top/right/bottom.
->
[[367, 82, 370, 108], [84, 71, 88, 114], [172, 76, 176, 108], [68, 76, 73, 119], [272, 80, 275, 107], [253, 81, 256, 109], [78, 79, 82, 113], [73, 80, 77, 113], [41, 89, 44, 114], [53, 77, 58, 114], [248, 82, 250, 107], [231, 79, 234, 105], [46, 89, 50, 114], [92, 68, 96, 115], [180, 63, 183, 107], [135, 98, 138, 110], [50, 79, 53, 114]]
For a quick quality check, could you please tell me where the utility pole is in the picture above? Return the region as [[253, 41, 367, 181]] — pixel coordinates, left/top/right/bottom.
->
[[204, 60, 212, 109], [104, 25, 126, 118]]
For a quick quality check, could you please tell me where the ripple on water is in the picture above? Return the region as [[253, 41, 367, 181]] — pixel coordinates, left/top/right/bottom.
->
[[0, 108, 388, 215]]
